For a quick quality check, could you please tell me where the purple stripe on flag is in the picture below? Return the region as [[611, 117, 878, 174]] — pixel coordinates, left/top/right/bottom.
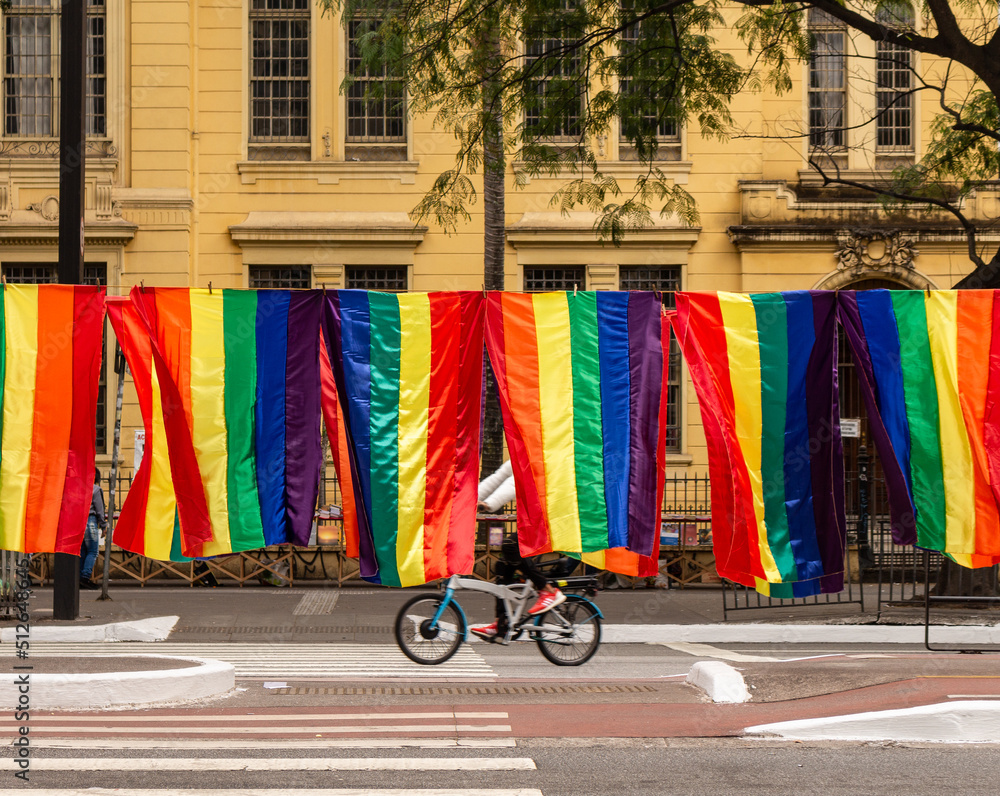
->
[[837, 292, 917, 545], [283, 292, 323, 546], [804, 292, 847, 584], [321, 293, 378, 579], [625, 292, 663, 557]]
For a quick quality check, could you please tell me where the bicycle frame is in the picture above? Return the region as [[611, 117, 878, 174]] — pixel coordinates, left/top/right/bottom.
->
[[429, 574, 603, 643]]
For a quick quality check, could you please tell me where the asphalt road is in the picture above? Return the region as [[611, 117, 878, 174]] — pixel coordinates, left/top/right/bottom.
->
[[9, 739, 1000, 795]]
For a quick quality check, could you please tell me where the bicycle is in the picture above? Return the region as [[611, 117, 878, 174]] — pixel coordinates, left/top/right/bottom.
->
[[394, 561, 603, 667]]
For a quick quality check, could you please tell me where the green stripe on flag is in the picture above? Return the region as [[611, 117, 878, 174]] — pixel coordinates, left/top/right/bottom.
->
[[752, 293, 796, 581], [890, 291, 946, 552], [223, 289, 266, 551], [568, 292, 609, 551], [368, 292, 402, 587]]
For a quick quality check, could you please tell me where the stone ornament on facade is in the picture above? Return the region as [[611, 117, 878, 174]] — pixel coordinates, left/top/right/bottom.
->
[[836, 230, 918, 271], [27, 196, 60, 221]]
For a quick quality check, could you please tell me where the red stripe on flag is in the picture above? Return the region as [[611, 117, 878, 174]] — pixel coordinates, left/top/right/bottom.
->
[[25, 286, 75, 553], [446, 292, 485, 575], [319, 328, 359, 558], [107, 298, 153, 556], [54, 287, 105, 553], [422, 293, 459, 582], [130, 287, 212, 557], [673, 294, 757, 586]]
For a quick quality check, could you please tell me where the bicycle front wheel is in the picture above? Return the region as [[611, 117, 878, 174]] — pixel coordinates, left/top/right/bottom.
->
[[532, 595, 602, 666], [394, 593, 465, 665]]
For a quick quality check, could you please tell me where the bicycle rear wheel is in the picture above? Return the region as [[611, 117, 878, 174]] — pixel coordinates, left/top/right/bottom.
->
[[532, 595, 602, 666], [395, 593, 465, 665]]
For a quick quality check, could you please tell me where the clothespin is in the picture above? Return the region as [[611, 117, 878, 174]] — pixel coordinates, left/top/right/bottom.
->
[[573, 284, 578, 296], [482, 283, 487, 298], [925, 286, 931, 298], [139, 279, 145, 293], [1, 274, 6, 290], [208, 281, 213, 295]]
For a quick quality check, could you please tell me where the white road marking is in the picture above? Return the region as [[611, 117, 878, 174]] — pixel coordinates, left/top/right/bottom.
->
[[27, 738, 518, 750], [947, 694, 1000, 699], [0, 757, 536, 772], [293, 592, 340, 615], [659, 642, 844, 663], [0, 724, 512, 735], [23, 642, 495, 679], [10, 712, 509, 723], [0, 791, 544, 796]]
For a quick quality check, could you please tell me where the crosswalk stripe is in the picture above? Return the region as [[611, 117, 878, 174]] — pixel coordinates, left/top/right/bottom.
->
[[2, 791, 545, 796], [0, 757, 537, 772], [22, 643, 495, 679], [7, 712, 509, 723], [1, 724, 512, 735], [27, 739, 518, 750]]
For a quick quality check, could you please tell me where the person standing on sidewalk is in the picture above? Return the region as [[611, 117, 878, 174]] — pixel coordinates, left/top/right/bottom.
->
[[80, 469, 106, 590], [471, 460, 565, 641]]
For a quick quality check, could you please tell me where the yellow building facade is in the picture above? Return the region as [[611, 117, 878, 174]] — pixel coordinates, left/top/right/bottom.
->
[[1, 1, 996, 481]]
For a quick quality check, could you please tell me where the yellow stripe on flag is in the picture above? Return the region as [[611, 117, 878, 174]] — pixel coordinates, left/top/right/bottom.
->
[[145, 364, 178, 561], [189, 290, 232, 556], [0, 286, 38, 553], [534, 293, 582, 553], [924, 292, 976, 556], [719, 293, 780, 582], [395, 294, 431, 587]]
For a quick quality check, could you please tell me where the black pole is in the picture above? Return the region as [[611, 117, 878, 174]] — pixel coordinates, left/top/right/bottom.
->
[[53, 0, 88, 620]]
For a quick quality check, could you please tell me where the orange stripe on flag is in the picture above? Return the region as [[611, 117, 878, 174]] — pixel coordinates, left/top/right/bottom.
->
[[25, 286, 75, 552]]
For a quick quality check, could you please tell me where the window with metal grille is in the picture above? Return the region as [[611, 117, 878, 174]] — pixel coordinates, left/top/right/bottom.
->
[[875, 6, 914, 151], [620, 265, 682, 452], [524, 1, 584, 140], [523, 267, 584, 292], [619, 7, 680, 157], [346, 266, 407, 291], [249, 0, 310, 159], [248, 265, 312, 289], [2, 0, 106, 140], [1, 261, 108, 450], [808, 8, 846, 150], [346, 16, 406, 154]]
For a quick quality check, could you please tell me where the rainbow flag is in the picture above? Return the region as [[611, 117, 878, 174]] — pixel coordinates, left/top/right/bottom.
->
[[0, 285, 105, 554], [671, 291, 845, 597], [113, 287, 323, 559], [485, 291, 665, 559], [579, 312, 671, 578], [321, 291, 484, 587], [839, 290, 1000, 567]]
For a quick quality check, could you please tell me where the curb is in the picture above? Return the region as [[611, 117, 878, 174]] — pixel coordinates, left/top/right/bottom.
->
[[1, 655, 235, 710], [1, 616, 178, 643], [744, 700, 1000, 743], [685, 661, 750, 703]]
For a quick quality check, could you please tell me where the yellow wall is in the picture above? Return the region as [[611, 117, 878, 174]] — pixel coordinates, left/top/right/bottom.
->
[[2, 1, 996, 480]]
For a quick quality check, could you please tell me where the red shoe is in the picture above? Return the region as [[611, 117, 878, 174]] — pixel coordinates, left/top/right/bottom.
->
[[528, 589, 566, 615], [470, 621, 499, 640]]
